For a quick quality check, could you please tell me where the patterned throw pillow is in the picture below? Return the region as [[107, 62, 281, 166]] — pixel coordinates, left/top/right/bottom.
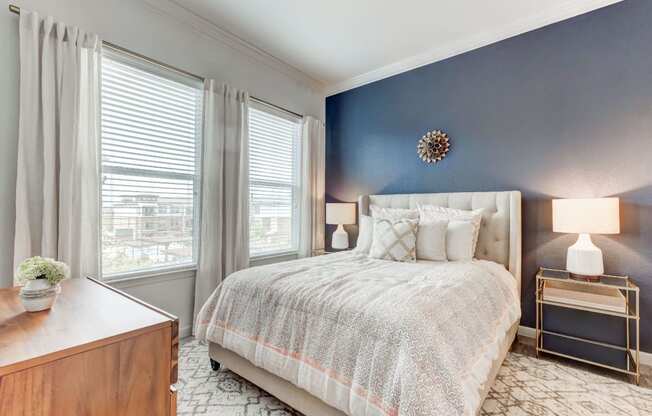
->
[[369, 218, 418, 262]]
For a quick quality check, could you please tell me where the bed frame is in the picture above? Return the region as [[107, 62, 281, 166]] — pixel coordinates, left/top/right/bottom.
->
[[209, 191, 522, 416]]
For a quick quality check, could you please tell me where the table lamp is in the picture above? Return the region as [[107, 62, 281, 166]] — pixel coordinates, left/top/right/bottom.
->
[[552, 197, 620, 281], [326, 203, 356, 250]]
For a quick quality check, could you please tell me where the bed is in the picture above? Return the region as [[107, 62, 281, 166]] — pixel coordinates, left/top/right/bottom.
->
[[196, 191, 522, 416]]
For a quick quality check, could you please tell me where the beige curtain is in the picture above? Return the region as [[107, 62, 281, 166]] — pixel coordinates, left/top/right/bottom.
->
[[298, 116, 326, 257], [14, 10, 101, 283], [193, 80, 250, 325]]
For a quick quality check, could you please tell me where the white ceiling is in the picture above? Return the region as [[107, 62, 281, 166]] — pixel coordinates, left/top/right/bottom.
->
[[173, 0, 622, 95]]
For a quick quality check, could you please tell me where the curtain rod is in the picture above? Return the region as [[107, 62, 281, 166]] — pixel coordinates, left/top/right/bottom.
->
[[8, 4, 303, 119]]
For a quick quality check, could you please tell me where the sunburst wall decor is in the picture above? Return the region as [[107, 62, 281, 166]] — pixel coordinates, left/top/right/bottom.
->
[[417, 130, 450, 164]]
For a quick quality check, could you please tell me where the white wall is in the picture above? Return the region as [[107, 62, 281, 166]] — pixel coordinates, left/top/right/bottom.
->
[[110, 270, 197, 337], [0, 0, 324, 336]]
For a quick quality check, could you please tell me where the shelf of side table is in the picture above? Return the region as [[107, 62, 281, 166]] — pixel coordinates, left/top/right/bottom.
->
[[535, 267, 640, 385]]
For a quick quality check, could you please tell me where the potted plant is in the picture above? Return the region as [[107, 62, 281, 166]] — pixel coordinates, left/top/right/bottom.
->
[[17, 256, 70, 312]]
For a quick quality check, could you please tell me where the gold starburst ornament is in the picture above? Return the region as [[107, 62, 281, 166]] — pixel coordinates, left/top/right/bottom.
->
[[417, 130, 450, 164]]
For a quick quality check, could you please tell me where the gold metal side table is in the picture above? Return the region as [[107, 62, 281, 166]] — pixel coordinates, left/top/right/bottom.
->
[[535, 267, 640, 384]]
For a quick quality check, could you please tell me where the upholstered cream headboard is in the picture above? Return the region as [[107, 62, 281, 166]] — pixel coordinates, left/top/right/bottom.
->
[[358, 191, 522, 286]]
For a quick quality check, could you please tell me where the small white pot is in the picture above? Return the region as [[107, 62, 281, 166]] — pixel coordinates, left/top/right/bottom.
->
[[20, 279, 60, 312], [21, 293, 58, 312]]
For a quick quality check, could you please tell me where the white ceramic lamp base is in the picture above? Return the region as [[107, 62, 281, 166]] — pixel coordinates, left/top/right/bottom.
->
[[566, 233, 604, 280], [331, 224, 349, 250]]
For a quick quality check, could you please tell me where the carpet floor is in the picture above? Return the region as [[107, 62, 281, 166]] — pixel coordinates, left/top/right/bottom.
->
[[178, 339, 652, 415]]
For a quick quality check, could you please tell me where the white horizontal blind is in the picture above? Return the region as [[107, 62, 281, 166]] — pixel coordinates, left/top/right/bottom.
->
[[100, 50, 202, 277], [249, 101, 302, 257]]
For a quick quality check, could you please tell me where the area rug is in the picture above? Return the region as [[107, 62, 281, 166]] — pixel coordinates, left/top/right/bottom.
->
[[177, 339, 652, 415]]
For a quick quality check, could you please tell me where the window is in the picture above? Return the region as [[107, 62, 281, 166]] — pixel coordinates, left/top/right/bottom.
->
[[248, 101, 302, 257], [100, 49, 202, 278]]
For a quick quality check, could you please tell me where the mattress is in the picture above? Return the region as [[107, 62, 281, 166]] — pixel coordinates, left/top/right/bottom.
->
[[196, 252, 521, 416]]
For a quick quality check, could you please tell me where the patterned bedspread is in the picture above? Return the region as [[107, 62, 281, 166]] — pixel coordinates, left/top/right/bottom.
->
[[195, 252, 520, 416]]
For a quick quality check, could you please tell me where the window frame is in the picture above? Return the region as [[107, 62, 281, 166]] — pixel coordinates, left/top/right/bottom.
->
[[99, 48, 203, 281], [248, 99, 303, 260]]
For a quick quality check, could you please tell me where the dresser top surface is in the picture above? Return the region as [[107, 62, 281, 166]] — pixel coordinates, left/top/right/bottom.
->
[[0, 277, 175, 375]]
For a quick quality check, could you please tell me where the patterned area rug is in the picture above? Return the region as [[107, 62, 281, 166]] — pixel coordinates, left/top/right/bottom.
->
[[178, 339, 652, 415]]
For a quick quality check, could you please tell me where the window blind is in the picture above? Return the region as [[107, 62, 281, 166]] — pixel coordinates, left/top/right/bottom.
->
[[100, 51, 202, 277], [249, 102, 302, 257]]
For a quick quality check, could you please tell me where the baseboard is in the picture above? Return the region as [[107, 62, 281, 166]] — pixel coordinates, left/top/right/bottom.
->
[[518, 325, 537, 339], [180, 324, 193, 339], [518, 325, 652, 366]]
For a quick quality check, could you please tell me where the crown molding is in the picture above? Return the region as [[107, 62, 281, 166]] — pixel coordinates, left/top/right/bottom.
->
[[325, 0, 623, 96], [141, 0, 325, 93]]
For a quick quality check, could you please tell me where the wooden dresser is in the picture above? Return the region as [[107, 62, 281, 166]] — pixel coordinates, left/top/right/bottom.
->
[[0, 277, 178, 416]]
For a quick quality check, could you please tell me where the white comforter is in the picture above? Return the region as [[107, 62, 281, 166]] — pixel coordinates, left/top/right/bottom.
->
[[195, 252, 520, 416]]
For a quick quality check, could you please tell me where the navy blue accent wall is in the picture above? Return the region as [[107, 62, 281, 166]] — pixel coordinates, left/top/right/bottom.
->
[[326, 0, 652, 352]]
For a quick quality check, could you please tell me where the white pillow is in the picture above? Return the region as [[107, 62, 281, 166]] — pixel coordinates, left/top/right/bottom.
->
[[354, 214, 373, 254], [445, 220, 476, 261], [370, 206, 419, 221], [369, 218, 418, 262], [416, 219, 448, 261], [417, 204, 484, 257]]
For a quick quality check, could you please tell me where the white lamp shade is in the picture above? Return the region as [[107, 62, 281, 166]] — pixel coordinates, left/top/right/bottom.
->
[[326, 203, 356, 225], [552, 198, 620, 235]]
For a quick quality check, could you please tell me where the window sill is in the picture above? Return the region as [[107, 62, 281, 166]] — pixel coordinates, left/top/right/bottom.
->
[[250, 250, 298, 266], [251, 250, 298, 261], [103, 264, 197, 285]]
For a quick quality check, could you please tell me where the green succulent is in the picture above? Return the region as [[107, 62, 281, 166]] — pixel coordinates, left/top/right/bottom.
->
[[16, 256, 70, 285]]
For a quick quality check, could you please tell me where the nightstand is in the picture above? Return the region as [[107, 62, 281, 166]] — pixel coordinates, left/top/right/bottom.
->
[[536, 267, 640, 384]]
